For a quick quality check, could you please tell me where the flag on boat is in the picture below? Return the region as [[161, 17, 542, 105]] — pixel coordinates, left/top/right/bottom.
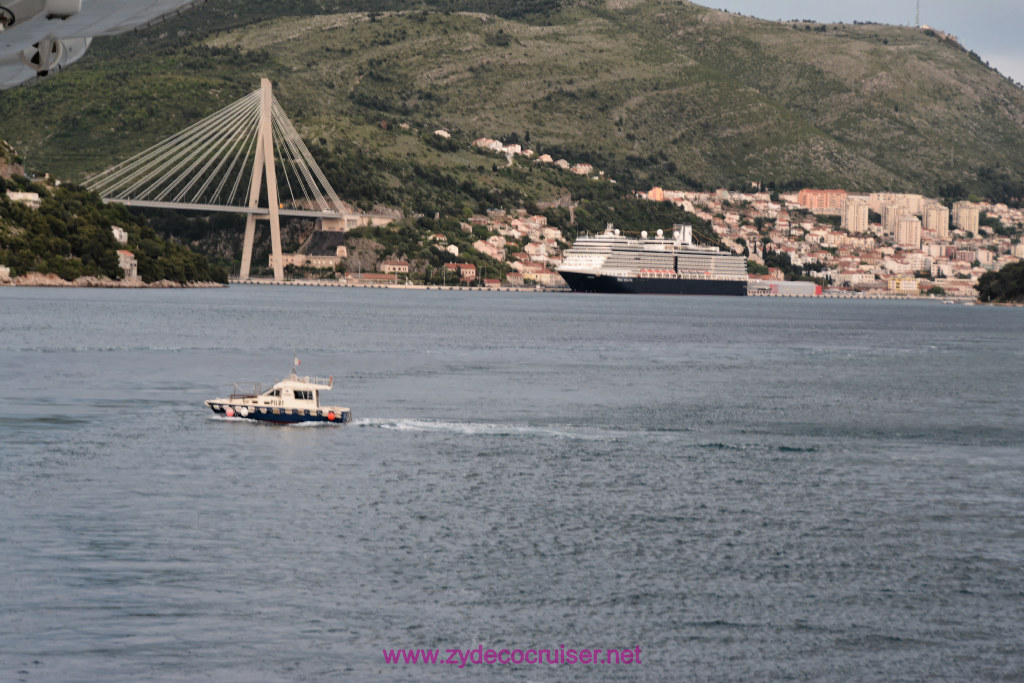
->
[[294, 356, 300, 367]]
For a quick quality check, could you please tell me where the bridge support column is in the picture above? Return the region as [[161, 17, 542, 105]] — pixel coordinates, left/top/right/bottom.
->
[[239, 77, 283, 282], [240, 214, 257, 280]]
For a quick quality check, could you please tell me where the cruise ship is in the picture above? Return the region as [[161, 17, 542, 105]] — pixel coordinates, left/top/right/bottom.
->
[[557, 224, 748, 295]]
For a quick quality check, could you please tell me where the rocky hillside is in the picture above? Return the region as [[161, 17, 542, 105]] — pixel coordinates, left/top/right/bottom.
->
[[0, 140, 24, 179]]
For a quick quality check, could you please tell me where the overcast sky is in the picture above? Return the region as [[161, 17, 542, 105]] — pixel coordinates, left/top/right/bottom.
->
[[697, 1, 1024, 85]]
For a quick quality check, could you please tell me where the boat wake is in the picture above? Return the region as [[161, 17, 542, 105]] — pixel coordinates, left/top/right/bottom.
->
[[353, 417, 612, 440]]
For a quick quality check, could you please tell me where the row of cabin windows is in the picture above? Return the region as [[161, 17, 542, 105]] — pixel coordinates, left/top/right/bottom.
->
[[263, 389, 315, 401]]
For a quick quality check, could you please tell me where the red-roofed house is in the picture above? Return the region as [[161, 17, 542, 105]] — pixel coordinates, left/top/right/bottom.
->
[[116, 250, 138, 280]]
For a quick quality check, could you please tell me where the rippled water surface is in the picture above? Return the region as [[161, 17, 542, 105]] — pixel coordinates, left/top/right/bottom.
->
[[1, 286, 1023, 681]]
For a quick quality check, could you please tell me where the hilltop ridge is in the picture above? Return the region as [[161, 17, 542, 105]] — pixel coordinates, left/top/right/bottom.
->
[[0, 0, 1021, 205]]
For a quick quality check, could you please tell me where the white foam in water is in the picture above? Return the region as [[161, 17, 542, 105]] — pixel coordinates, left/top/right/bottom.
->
[[354, 417, 611, 440]]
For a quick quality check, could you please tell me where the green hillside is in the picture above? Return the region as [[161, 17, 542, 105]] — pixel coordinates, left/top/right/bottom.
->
[[1, 0, 1023, 205], [0, 175, 227, 283]]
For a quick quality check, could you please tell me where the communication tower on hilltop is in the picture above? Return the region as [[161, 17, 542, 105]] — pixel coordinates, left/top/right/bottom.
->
[[916, 1, 920, 28]]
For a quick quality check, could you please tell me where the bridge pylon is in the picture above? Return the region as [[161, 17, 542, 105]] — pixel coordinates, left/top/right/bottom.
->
[[240, 78, 283, 281]]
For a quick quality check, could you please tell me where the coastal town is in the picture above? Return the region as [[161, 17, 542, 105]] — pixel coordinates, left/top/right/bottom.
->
[[4, 133, 1022, 298], [250, 135, 1020, 298], [642, 186, 1024, 298], [345, 135, 1024, 297]]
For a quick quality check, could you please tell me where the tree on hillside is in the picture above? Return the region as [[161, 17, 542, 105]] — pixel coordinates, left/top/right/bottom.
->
[[977, 262, 1024, 303]]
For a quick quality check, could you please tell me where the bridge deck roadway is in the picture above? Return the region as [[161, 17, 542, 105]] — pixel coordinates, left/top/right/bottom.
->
[[102, 198, 342, 220]]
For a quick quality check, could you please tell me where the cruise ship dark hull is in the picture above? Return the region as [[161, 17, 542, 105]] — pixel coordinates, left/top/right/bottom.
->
[[560, 272, 747, 296]]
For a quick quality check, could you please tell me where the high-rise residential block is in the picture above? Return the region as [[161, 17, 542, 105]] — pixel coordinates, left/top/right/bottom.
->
[[896, 216, 922, 249], [952, 201, 980, 234], [922, 203, 950, 239], [841, 199, 870, 233], [883, 205, 906, 235]]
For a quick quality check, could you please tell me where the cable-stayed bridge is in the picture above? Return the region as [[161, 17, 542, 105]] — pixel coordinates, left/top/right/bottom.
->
[[85, 78, 345, 282]]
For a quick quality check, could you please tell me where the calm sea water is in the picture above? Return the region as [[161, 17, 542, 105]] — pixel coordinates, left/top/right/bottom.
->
[[1, 286, 1023, 682]]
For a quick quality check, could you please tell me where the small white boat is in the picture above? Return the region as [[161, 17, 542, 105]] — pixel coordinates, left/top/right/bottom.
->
[[204, 362, 351, 424]]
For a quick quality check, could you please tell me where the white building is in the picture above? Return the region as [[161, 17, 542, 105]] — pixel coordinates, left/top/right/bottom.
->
[[5, 190, 40, 209], [834, 270, 875, 287], [869, 192, 925, 216], [902, 251, 931, 273], [473, 239, 505, 261], [380, 260, 410, 274], [922, 203, 950, 239], [117, 250, 139, 281], [276, 246, 347, 270], [953, 201, 981, 234], [841, 199, 869, 234], [882, 205, 906, 236], [882, 256, 915, 274], [472, 138, 504, 153], [896, 216, 922, 249]]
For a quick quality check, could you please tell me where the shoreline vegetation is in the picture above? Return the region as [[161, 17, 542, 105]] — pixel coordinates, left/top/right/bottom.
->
[[976, 262, 1024, 304], [0, 272, 224, 288]]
